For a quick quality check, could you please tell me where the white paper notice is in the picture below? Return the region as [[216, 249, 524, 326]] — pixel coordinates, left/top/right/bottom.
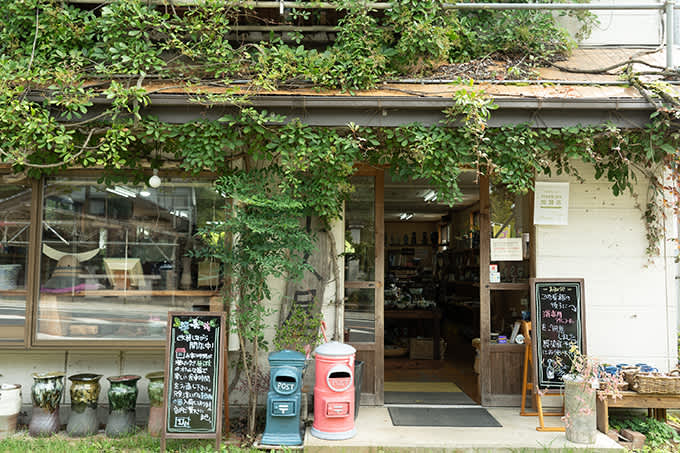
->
[[490, 237, 523, 261], [534, 182, 569, 225]]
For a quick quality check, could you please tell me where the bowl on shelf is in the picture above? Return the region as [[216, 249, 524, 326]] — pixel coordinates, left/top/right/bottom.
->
[[409, 288, 423, 296]]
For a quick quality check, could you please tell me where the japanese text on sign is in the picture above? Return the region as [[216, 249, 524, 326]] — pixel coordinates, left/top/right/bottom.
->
[[533, 282, 583, 389], [166, 315, 221, 433]]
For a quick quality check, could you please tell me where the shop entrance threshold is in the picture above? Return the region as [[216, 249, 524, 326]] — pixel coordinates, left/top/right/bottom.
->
[[303, 406, 623, 452]]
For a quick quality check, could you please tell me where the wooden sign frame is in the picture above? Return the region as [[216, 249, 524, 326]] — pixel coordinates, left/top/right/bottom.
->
[[161, 311, 226, 452], [529, 278, 586, 392]]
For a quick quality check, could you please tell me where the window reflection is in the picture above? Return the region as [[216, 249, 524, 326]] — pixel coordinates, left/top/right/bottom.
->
[[0, 182, 32, 343], [344, 176, 375, 281], [489, 182, 531, 282], [37, 178, 220, 341], [344, 288, 375, 343]]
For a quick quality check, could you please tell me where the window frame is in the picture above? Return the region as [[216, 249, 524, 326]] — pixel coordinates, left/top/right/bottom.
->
[[0, 171, 221, 350]]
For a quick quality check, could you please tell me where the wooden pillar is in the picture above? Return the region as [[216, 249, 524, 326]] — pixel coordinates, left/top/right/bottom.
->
[[479, 175, 491, 405], [375, 170, 385, 406], [26, 178, 42, 346]]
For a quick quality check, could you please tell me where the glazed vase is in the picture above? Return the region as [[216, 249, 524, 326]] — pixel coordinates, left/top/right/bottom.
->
[[29, 372, 65, 437], [146, 371, 165, 437], [563, 375, 597, 444], [67, 373, 102, 437], [105, 375, 141, 437], [0, 384, 22, 438]]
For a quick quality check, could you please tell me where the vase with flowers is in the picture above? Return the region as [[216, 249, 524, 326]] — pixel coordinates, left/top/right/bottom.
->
[[562, 345, 624, 444]]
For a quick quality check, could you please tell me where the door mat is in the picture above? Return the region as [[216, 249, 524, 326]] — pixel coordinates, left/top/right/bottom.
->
[[384, 391, 476, 405], [388, 407, 502, 427]]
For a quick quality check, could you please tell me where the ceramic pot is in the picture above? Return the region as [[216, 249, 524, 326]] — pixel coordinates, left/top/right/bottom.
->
[[105, 375, 141, 437], [0, 384, 22, 438], [29, 372, 65, 437], [146, 371, 165, 437], [563, 375, 597, 444], [67, 373, 102, 437]]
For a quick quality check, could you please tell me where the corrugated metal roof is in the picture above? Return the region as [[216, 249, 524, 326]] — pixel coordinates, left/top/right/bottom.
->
[[117, 48, 672, 102], [67, 47, 679, 127]]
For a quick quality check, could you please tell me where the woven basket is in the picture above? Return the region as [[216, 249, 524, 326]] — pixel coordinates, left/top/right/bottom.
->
[[599, 381, 629, 391], [633, 369, 680, 394], [620, 366, 640, 387]]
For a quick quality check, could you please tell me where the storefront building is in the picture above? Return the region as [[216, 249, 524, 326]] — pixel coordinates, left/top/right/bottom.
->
[[0, 71, 677, 417]]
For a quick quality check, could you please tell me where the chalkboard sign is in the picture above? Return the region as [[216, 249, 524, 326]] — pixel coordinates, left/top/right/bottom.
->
[[161, 312, 226, 451], [529, 279, 586, 390]]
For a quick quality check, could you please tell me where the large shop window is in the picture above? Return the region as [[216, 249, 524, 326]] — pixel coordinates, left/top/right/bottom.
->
[[0, 182, 32, 344], [36, 178, 220, 342]]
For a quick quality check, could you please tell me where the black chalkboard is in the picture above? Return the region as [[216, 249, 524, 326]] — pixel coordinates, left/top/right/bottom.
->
[[529, 279, 586, 390], [161, 312, 225, 451]]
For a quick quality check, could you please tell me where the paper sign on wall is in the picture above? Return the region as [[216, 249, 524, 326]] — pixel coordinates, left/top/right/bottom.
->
[[490, 237, 523, 261], [534, 182, 569, 225]]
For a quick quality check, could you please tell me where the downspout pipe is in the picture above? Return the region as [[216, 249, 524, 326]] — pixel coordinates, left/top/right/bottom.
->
[[668, 0, 676, 69]]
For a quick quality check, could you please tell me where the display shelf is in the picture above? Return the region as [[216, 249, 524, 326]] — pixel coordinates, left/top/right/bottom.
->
[[0, 288, 219, 297], [74, 290, 218, 297], [488, 282, 528, 291], [0, 289, 27, 296], [444, 248, 479, 254], [449, 280, 479, 286], [387, 245, 437, 250], [488, 342, 524, 351]]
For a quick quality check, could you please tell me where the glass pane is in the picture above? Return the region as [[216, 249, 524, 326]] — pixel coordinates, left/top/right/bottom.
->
[[490, 289, 530, 343], [0, 182, 32, 343], [489, 183, 530, 283], [344, 288, 375, 342], [36, 178, 220, 341], [489, 181, 532, 344], [344, 176, 375, 281]]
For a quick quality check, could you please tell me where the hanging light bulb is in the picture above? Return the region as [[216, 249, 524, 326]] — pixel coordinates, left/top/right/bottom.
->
[[148, 169, 161, 188]]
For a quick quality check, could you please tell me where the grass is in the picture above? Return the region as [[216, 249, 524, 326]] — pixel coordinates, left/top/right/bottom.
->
[[0, 431, 267, 453]]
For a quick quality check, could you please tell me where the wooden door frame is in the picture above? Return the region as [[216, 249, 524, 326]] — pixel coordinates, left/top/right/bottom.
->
[[479, 175, 491, 405], [345, 166, 384, 406], [479, 176, 536, 406]]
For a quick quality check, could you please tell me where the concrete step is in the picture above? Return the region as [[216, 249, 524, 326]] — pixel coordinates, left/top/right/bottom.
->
[[302, 407, 624, 452]]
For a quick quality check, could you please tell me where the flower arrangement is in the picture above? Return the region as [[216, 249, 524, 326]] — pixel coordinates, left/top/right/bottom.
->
[[564, 345, 625, 400], [561, 345, 624, 443]]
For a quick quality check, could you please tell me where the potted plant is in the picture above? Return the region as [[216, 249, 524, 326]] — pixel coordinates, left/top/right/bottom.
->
[[562, 346, 624, 444]]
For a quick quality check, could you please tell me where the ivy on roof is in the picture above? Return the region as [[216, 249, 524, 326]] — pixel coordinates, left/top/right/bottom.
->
[[0, 0, 595, 90]]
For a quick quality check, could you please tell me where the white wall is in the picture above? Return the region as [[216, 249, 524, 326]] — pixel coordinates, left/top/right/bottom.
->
[[556, 0, 663, 46], [536, 161, 678, 371]]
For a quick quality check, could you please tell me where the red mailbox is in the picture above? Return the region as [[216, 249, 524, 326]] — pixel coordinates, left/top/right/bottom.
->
[[310, 342, 356, 440]]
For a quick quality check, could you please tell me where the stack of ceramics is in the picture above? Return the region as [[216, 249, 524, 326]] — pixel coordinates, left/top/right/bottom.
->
[[67, 374, 103, 437], [29, 372, 65, 436], [146, 372, 165, 437], [105, 375, 141, 437]]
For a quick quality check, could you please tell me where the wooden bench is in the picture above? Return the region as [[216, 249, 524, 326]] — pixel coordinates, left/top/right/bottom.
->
[[597, 390, 680, 433]]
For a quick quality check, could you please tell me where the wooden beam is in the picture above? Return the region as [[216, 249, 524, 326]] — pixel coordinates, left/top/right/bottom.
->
[[375, 169, 385, 406], [479, 175, 491, 405], [26, 178, 42, 347]]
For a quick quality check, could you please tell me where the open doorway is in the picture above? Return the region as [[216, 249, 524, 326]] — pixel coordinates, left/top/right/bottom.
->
[[383, 171, 481, 405]]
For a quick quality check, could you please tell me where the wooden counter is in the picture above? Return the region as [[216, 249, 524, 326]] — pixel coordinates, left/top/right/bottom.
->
[[596, 390, 680, 433]]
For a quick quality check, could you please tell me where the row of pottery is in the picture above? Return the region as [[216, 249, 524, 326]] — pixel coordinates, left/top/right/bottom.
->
[[0, 371, 165, 438]]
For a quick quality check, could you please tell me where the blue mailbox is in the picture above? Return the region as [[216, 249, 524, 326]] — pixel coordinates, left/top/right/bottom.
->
[[261, 350, 307, 446]]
